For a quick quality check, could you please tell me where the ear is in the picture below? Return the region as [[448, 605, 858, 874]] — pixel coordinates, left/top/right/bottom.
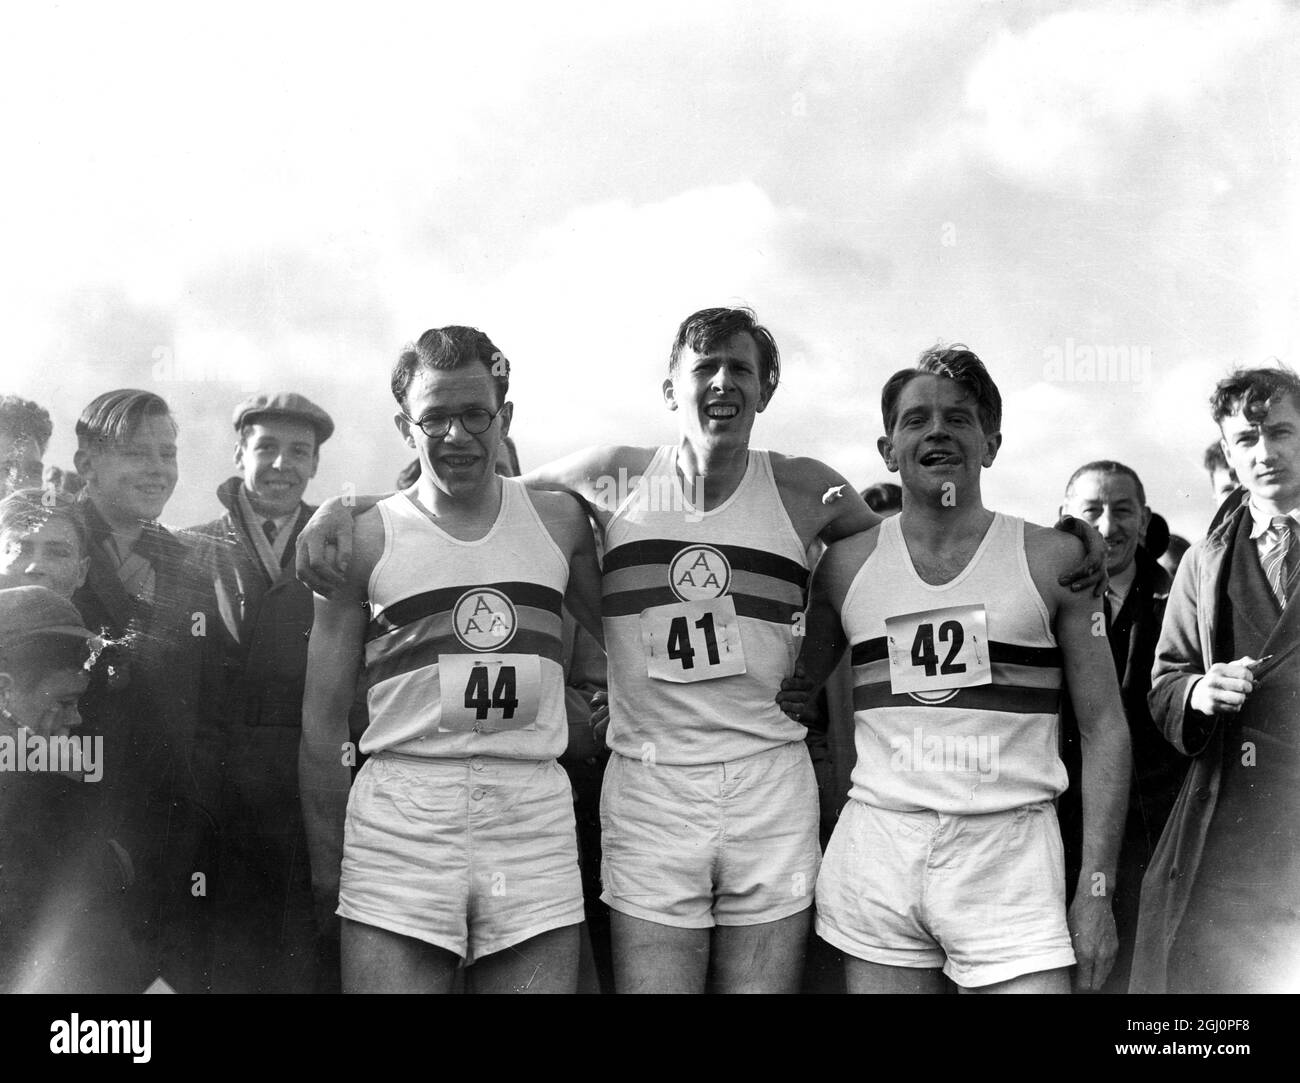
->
[[662, 378, 678, 412], [877, 435, 898, 473], [74, 556, 90, 590], [756, 386, 774, 415], [307, 448, 320, 481], [498, 401, 513, 438], [233, 440, 245, 470], [395, 412, 416, 448], [983, 432, 1003, 467], [73, 447, 94, 484], [1139, 505, 1152, 545]]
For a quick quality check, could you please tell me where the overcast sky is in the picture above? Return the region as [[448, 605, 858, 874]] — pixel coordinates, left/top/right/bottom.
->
[[2, 0, 1296, 540]]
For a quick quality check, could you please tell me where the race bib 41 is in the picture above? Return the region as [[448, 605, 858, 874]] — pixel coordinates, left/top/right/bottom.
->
[[639, 596, 747, 684]]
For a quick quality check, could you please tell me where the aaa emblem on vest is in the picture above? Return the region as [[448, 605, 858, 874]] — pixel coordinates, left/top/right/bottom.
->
[[452, 588, 518, 651], [668, 544, 733, 602]]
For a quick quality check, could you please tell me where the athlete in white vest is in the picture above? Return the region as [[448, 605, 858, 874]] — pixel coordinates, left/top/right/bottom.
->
[[796, 346, 1130, 993], [296, 310, 1106, 994], [300, 327, 603, 994]]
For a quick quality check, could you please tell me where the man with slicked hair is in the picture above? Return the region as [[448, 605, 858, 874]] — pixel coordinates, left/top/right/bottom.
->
[[72, 388, 223, 992]]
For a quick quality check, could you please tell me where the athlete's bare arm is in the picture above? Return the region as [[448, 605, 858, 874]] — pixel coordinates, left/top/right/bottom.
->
[[521, 445, 656, 532], [526, 487, 606, 647], [796, 530, 880, 693], [770, 454, 881, 549], [299, 509, 383, 929], [1025, 524, 1131, 993]]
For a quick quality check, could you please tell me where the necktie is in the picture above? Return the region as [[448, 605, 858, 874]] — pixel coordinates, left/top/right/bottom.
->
[[262, 519, 278, 545], [1261, 516, 1297, 607]]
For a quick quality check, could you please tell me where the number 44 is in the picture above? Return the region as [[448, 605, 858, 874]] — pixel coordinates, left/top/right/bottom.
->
[[464, 665, 519, 720]]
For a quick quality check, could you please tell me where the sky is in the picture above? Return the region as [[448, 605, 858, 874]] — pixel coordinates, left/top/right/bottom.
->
[[1, 0, 1296, 541]]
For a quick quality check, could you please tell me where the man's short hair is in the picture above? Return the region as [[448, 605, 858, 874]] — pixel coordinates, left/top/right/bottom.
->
[[1209, 365, 1300, 426], [1063, 460, 1147, 507], [0, 488, 88, 559], [390, 327, 509, 411], [0, 634, 91, 693], [863, 482, 902, 514], [0, 395, 54, 454], [668, 308, 781, 401], [1203, 440, 1230, 474], [75, 389, 175, 451], [881, 344, 1003, 436]]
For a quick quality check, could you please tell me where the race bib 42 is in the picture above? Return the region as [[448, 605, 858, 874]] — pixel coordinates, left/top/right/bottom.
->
[[884, 603, 991, 697]]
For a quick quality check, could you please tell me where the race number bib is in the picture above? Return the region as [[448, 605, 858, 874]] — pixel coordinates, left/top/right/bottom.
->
[[438, 653, 541, 732], [639, 597, 747, 684], [884, 603, 991, 696]]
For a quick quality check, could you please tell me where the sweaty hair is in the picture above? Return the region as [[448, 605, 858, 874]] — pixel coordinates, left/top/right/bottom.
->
[[75, 389, 175, 451], [1209, 365, 1300, 426], [391, 327, 509, 411], [0, 395, 53, 454], [880, 344, 1003, 436], [1063, 460, 1147, 508], [0, 488, 88, 559], [668, 308, 781, 401], [0, 633, 91, 693]]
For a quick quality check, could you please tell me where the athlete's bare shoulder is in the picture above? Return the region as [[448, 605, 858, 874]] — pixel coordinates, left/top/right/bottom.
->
[[525, 485, 590, 539], [1023, 519, 1084, 609], [816, 522, 883, 608], [769, 451, 880, 545], [337, 503, 385, 602], [524, 444, 656, 491]]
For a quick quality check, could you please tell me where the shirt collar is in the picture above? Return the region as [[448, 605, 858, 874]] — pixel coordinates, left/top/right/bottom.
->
[[1247, 498, 1300, 540]]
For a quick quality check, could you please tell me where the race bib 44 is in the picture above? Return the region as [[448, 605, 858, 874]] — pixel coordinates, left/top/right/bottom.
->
[[884, 603, 991, 696], [438, 653, 541, 732], [639, 596, 747, 683]]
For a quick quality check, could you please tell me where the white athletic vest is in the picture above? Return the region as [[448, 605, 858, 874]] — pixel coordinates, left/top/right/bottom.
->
[[602, 447, 810, 764], [361, 479, 569, 760], [843, 513, 1066, 814]]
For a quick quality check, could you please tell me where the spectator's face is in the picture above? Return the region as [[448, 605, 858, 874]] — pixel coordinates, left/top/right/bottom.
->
[[0, 428, 43, 497], [1220, 395, 1300, 512], [664, 332, 767, 452], [1062, 470, 1149, 577], [235, 419, 319, 519], [0, 666, 88, 742], [81, 414, 179, 526], [0, 518, 88, 599], [1210, 466, 1237, 505]]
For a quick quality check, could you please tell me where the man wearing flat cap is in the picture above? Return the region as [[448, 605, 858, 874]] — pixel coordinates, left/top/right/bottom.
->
[[189, 391, 337, 993]]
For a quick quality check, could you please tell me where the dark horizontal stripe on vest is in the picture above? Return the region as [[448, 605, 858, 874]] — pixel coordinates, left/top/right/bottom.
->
[[602, 587, 801, 624], [850, 636, 1063, 668], [365, 628, 564, 689], [852, 681, 1061, 714], [368, 580, 564, 639], [602, 538, 807, 587]]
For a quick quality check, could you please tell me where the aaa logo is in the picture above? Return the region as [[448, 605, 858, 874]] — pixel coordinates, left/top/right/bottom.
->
[[452, 588, 517, 651], [668, 545, 732, 601]]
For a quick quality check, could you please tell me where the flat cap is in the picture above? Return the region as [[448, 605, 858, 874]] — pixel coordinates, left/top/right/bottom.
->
[[232, 392, 334, 444], [0, 585, 94, 648]]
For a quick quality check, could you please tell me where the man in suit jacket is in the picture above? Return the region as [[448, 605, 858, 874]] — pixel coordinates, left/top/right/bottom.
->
[[1057, 461, 1187, 994], [71, 388, 223, 993], [189, 391, 336, 993], [1133, 365, 1300, 993]]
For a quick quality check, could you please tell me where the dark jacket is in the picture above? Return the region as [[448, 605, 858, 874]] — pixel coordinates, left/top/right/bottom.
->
[[1131, 496, 1300, 991], [71, 498, 225, 991], [187, 477, 316, 730]]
